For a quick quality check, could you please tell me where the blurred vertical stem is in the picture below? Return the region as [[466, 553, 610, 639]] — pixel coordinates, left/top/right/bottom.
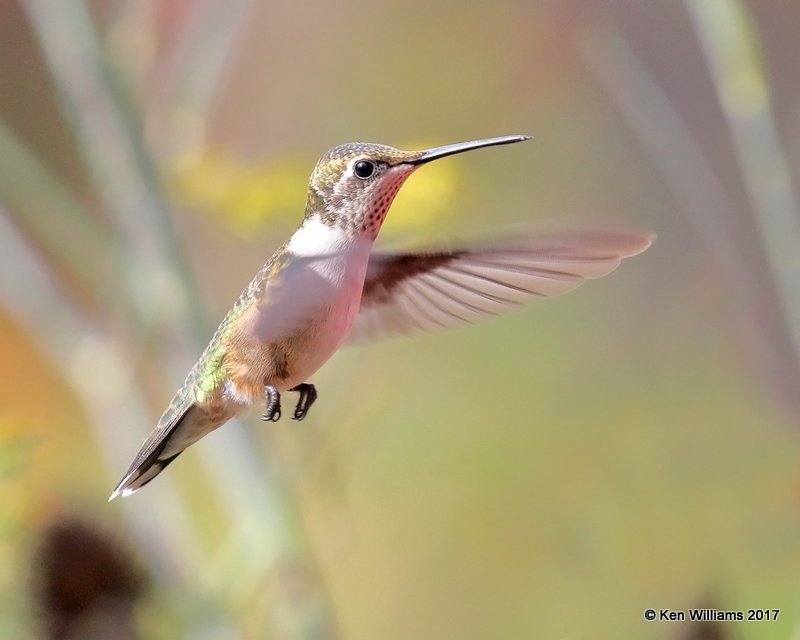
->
[[581, 31, 753, 274], [149, 0, 253, 157], [582, 28, 800, 415], [19, 1, 339, 637], [0, 209, 202, 582], [22, 0, 202, 337], [0, 118, 111, 300], [685, 0, 800, 352]]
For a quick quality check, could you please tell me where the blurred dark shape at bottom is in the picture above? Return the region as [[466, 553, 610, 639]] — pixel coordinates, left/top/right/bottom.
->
[[678, 600, 736, 640], [681, 620, 731, 640], [32, 516, 147, 640]]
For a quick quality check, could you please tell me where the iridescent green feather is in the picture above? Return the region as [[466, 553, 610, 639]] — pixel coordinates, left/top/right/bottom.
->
[[122, 253, 270, 463], [181, 246, 289, 407]]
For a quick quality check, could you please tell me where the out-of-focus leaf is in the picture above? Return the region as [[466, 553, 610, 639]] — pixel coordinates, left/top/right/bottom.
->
[[0, 120, 112, 297], [169, 150, 309, 235], [0, 427, 41, 483], [169, 144, 460, 236]]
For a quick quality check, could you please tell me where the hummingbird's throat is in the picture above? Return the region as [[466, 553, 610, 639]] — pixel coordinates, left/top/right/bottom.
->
[[358, 168, 414, 239]]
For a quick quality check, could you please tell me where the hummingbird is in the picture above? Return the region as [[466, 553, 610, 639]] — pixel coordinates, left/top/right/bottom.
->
[[110, 135, 652, 499]]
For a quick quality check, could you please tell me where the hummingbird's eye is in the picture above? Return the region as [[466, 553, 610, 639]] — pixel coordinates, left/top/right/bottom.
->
[[353, 160, 375, 179]]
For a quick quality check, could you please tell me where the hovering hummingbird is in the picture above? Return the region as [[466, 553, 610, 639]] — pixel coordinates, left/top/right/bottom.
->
[[110, 135, 652, 499]]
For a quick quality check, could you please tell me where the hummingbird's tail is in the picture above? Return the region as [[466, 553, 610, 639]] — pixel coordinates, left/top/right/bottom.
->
[[109, 450, 183, 500], [109, 401, 204, 500]]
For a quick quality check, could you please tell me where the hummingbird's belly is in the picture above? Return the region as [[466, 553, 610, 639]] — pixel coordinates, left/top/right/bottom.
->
[[224, 268, 365, 399], [215, 237, 374, 406], [273, 297, 359, 389]]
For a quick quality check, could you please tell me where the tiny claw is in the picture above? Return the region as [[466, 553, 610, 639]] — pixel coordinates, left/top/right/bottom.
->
[[262, 408, 281, 422], [262, 385, 282, 422], [290, 383, 318, 421], [293, 407, 307, 421]]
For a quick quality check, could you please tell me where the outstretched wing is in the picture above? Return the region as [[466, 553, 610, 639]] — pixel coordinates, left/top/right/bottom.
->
[[348, 229, 652, 344]]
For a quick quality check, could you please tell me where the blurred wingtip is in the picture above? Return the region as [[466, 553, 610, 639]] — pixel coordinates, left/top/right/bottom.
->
[[455, 219, 655, 259], [610, 228, 656, 257], [517, 225, 656, 260]]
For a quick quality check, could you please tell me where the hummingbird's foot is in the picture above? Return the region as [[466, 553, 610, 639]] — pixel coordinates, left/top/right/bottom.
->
[[262, 385, 282, 421], [289, 383, 318, 421]]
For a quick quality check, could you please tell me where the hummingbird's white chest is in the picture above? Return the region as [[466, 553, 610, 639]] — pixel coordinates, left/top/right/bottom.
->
[[223, 217, 372, 402]]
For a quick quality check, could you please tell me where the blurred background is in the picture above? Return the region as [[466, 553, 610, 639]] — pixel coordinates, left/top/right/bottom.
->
[[1, 1, 799, 638]]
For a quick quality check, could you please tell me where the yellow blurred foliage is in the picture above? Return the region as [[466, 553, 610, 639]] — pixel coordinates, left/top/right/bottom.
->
[[168, 150, 309, 235], [383, 140, 460, 233], [168, 145, 459, 236], [0, 421, 43, 531]]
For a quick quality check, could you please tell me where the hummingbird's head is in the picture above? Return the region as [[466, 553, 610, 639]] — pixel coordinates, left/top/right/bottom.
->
[[305, 135, 531, 240]]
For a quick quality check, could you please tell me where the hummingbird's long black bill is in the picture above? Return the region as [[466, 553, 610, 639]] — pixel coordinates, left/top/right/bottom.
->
[[408, 134, 532, 165]]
